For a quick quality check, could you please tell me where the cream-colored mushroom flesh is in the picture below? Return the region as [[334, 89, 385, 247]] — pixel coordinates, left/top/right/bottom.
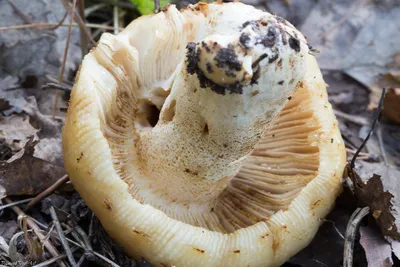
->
[[63, 2, 346, 267]]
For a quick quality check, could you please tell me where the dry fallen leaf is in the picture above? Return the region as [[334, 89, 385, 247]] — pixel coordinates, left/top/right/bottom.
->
[[346, 162, 400, 241], [0, 114, 39, 152], [360, 225, 393, 267], [0, 137, 65, 198], [383, 88, 400, 124], [300, 0, 400, 108], [0, 0, 81, 80]]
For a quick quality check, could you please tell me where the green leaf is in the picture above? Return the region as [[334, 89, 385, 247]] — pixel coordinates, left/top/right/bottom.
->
[[131, 0, 170, 15]]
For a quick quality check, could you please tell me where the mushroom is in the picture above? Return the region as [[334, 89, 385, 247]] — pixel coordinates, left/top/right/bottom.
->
[[63, 2, 346, 267]]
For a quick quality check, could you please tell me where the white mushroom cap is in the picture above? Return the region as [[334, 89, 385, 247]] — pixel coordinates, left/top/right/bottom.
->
[[63, 2, 346, 266]]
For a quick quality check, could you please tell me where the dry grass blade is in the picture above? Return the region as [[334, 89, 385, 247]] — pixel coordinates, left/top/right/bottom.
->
[[4, 198, 68, 267], [42, 82, 72, 92], [334, 109, 369, 126], [343, 207, 370, 267], [49, 206, 77, 266], [6, 0, 33, 24], [0, 198, 34, 212], [0, 22, 122, 31], [60, 0, 96, 45], [52, 0, 78, 119]]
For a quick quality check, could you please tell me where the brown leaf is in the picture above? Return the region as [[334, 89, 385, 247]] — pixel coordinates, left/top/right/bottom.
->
[[0, 137, 65, 198], [346, 163, 400, 240], [383, 88, 400, 124], [0, 114, 39, 152], [360, 225, 393, 267]]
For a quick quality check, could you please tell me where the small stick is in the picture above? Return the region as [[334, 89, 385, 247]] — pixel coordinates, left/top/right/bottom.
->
[[27, 175, 69, 208], [62, 223, 86, 247], [78, 0, 88, 56], [76, 253, 86, 267], [73, 224, 93, 250], [52, 0, 78, 119], [42, 82, 72, 92], [343, 207, 370, 267], [5, 198, 68, 267], [0, 197, 34, 212], [60, 0, 96, 45], [49, 206, 77, 267], [32, 247, 78, 267], [334, 109, 369, 126], [64, 239, 120, 267]]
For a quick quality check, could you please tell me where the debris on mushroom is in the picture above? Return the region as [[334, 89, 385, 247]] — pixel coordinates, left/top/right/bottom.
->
[[63, 2, 346, 266]]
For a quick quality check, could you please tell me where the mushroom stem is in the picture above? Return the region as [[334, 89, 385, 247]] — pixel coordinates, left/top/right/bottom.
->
[[137, 19, 309, 204]]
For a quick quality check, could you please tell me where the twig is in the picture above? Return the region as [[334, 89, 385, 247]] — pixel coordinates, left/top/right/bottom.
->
[[88, 212, 95, 238], [62, 223, 86, 247], [73, 224, 93, 250], [154, 0, 160, 11], [6, 0, 34, 24], [42, 82, 72, 92], [4, 198, 68, 267], [52, 0, 77, 119], [334, 109, 369, 126], [60, 0, 96, 46], [0, 22, 123, 31], [76, 253, 86, 267], [32, 247, 79, 267], [27, 175, 69, 208], [41, 223, 55, 249], [78, 0, 88, 56], [350, 88, 386, 168], [48, 12, 68, 30], [64, 239, 120, 267], [0, 197, 34, 212], [49, 206, 77, 266], [343, 207, 370, 267], [345, 148, 370, 157]]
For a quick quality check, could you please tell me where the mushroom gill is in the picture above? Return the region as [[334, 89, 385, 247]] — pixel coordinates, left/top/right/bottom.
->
[[63, 2, 346, 266]]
